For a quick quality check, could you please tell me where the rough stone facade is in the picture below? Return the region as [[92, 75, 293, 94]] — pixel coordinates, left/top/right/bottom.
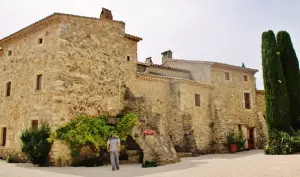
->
[[0, 8, 267, 165]]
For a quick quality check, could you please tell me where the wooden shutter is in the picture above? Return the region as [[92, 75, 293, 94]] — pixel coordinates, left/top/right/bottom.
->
[[244, 93, 251, 109], [225, 72, 230, 80], [2, 127, 7, 146]]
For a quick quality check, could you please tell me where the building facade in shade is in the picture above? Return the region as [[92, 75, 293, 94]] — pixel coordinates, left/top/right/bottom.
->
[[0, 8, 266, 165]]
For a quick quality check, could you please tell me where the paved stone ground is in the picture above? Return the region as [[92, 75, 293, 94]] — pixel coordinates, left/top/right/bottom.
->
[[1, 150, 300, 177]]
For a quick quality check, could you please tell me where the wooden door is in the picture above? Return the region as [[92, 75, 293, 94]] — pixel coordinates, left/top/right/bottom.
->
[[248, 127, 255, 149]]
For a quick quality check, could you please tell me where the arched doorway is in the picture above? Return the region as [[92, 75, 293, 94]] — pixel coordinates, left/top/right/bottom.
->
[[120, 136, 143, 164]]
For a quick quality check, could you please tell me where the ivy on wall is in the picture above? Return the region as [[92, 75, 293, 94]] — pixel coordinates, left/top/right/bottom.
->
[[50, 113, 139, 156]]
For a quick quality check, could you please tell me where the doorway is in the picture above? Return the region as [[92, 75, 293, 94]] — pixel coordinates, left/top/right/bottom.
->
[[248, 127, 255, 149]]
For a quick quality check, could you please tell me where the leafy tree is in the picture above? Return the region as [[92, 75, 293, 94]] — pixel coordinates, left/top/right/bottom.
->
[[277, 31, 300, 130], [261, 30, 291, 132], [20, 124, 52, 166]]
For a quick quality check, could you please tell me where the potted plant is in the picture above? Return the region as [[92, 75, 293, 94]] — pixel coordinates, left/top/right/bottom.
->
[[226, 132, 238, 153]]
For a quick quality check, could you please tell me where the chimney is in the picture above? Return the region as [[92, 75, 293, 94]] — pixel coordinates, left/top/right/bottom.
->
[[145, 57, 153, 65], [100, 8, 113, 20], [161, 50, 172, 64]]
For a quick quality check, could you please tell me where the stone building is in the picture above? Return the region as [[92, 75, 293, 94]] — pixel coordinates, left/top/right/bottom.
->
[[0, 8, 266, 165]]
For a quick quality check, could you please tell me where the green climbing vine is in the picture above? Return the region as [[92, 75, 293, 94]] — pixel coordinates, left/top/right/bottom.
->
[[51, 113, 139, 156]]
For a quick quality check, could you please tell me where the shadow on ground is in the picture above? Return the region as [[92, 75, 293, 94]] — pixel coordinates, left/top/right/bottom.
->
[[14, 150, 263, 177]]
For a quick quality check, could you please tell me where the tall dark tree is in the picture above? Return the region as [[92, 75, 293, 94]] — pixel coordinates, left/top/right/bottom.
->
[[261, 30, 291, 132], [242, 63, 246, 68], [277, 31, 300, 130]]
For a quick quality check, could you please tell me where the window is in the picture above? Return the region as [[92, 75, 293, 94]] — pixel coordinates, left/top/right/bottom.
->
[[195, 94, 200, 107], [36, 74, 42, 90], [32, 120, 39, 130], [0, 127, 7, 146], [244, 92, 251, 109], [127, 56, 130, 61], [8, 50, 12, 56], [225, 72, 230, 80], [6, 82, 11, 97], [243, 75, 248, 81], [38, 38, 43, 44]]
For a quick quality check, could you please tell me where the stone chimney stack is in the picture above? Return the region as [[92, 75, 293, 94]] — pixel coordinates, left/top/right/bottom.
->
[[145, 57, 153, 65], [100, 8, 113, 20], [161, 50, 172, 64]]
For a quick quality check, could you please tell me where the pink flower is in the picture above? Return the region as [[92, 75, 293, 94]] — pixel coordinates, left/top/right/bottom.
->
[[142, 129, 157, 136]]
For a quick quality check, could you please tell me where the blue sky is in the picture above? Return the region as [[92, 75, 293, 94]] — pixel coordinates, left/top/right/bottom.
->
[[1, 0, 299, 89]]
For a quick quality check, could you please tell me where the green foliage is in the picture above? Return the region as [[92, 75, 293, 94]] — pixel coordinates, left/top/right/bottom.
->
[[20, 124, 52, 166], [277, 31, 300, 130], [242, 63, 246, 68], [55, 115, 111, 156], [142, 161, 158, 168], [72, 157, 104, 167], [116, 113, 139, 141], [261, 30, 292, 132], [226, 132, 246, 151], [265, 130, 300, 155], [55, 113, 139, 157]]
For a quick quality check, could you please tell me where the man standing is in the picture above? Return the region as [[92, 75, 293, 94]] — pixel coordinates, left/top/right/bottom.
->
[[107, 134, 121, 171]]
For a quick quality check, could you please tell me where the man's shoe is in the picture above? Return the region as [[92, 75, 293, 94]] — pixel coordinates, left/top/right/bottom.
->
[[116, 166, 120, 170], [112, 168, 116, 171]]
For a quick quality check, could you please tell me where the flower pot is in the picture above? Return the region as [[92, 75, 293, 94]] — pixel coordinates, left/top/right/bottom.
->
[[229, 144, 237, 153]]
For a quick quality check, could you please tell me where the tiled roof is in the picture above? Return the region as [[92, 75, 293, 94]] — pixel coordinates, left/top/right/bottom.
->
[[137, 62, 190, 73], [256, 90, 265, 94], [125, 34, 143, 42], [164, 59, 258, 73], [0, 12, 135, 44]]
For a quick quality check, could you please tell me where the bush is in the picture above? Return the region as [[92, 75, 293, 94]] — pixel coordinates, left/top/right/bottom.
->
[[265, 130, 300, 155], [72, 157, 104, 167], [226, 132, 246, 151], [20, 124, 52, 166], [6, 152, 28, 163]]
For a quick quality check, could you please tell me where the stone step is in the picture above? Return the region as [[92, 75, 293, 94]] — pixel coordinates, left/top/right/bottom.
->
[[177, 152, 193, 158]]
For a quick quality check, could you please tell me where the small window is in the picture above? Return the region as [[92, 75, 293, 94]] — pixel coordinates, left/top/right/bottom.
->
[[8, 50, 12, 56], [38, 38, 43, 44], [243, 75, 248, 81], [195, 94, 200, 107], [0, 127, 7, 146], [225, 72, 230, 80], [244, 92, 251, 109], [32, 120, 39, 130], [36, 74, 42, 90], [127, 56, 130, 61], [6, 82, 11, 97]]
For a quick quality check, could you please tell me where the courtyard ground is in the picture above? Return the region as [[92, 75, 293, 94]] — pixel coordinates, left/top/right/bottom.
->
[[1, 150, 300, 177]]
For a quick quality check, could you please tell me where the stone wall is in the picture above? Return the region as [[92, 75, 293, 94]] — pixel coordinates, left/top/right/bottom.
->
[[210, 67, 266, 150], [0, 19, 61, 157], [131, 74, 213, 153]]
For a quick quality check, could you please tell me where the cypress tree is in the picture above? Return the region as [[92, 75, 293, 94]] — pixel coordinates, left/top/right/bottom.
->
[[277, 31, 300, 130], [242, 63, 246, 68], [261, 30, 291, 132]]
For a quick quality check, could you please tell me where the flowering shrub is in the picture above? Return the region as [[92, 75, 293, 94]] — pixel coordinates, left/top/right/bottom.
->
[[142, 129, 157, 136]]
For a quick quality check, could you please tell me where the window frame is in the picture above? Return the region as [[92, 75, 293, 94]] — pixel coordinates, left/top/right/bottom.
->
[[195, 94, 200, 107], [7, 50, 12, 57], [37, 38, 43, 45], [244, 92, 251, 109], [224, 72, 230, 81], [5, 81, 11, 97], [0, 127, 7, 147], [243, 74, 248, 82], [32, 120, 39, 130], [36, 74, 43, 91]]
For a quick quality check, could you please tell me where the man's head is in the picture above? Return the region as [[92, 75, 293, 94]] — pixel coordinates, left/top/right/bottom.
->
[[112, 133, 117, 138]]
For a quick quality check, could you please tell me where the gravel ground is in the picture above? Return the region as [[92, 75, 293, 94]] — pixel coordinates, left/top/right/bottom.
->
[[1, 150, 300, 177]]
